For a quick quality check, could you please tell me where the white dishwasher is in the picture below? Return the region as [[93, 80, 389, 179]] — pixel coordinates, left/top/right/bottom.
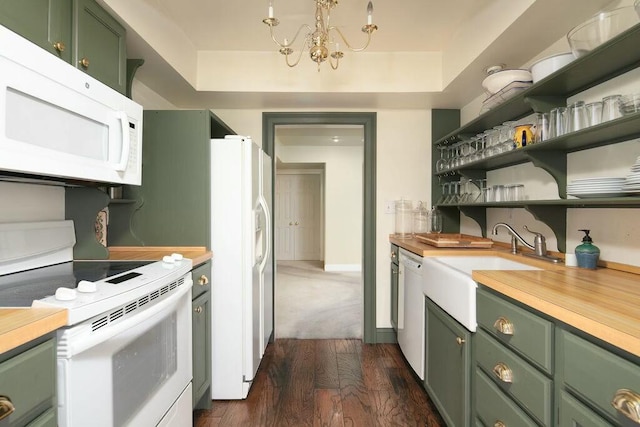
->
[[397, 248, 425, 380]]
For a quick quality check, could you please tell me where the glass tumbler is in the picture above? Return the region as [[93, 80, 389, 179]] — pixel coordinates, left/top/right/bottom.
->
[[585, 101, 603, 127], [549, 107, 568, 138], [602, 94, 622, 122], [568, 101, 588, 132], [429, 207, 443, 234]]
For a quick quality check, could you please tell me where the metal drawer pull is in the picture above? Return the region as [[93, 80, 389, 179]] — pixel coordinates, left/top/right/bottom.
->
[[198, 275, 209, 286], [611, 388, 640, 423], [0, 396, 15, 421], [494, 422, 506, 427], [391, 252, 396, 258], [492, 362, 513, 383], [493, 316, 514, 335], [456, 337, 465, 346], [79, 57, 90, 68], [194, 306, 203, 314]]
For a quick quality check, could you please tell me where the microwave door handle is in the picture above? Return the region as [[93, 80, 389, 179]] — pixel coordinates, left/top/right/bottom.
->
[[114, 111, 130, 172]]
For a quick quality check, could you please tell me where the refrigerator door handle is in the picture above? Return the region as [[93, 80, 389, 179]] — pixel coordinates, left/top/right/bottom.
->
[[257, 195, 271, 273]]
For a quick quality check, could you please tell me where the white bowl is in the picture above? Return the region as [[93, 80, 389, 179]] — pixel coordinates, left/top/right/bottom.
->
[[530, 52, 575, 83], [482, 69, 532, 94]]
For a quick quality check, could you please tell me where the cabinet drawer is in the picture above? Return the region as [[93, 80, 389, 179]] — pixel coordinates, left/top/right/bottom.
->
[[477, 289, 553, 374], [560, 329, 640, 425], [191, 261, 211, 300], [558, 391, 611, 427], [475, 368, 538, 427], [0, 339, 55, 427], [476, 330, 553, 425]]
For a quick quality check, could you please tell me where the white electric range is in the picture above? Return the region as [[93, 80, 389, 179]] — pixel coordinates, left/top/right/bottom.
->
[[0, 221, 194, 427]]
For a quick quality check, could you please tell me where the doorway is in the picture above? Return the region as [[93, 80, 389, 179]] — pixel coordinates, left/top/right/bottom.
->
[[263, 112, 377, 343]]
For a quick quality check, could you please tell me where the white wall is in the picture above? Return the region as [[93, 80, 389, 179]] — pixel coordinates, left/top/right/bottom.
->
[[276, 145, 363, 268]]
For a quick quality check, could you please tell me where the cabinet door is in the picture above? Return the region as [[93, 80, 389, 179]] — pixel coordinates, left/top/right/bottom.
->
[[390, 260, 399, 331], [558, 392, 611, 427], [0, 339, 56, 427], [0, 0, 71, 61], [73, 0, 126, 94], [192, 290, 211, 410], [425, 298, 471, 427]]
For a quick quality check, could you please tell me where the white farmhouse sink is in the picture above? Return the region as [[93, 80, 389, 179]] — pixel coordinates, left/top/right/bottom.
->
[[422, 256, 540, 332]]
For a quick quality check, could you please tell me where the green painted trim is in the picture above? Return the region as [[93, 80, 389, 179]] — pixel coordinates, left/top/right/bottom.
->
[[262, 112, 377, 343], [376, 328, 397, 344], [126, 58, 144, 99]]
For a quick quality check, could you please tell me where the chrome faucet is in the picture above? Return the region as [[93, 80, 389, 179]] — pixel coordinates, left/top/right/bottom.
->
[[491, 223, 561, 263]]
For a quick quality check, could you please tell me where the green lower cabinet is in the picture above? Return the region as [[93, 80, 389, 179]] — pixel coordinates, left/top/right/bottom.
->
[[475, 369, 539, 427], [424, 298, 471, 427], [0, 0, 72, 62], [475, 329, 553, 425], [558, 329, 640, 426], [390, 258, 399, 332], [191, 262, 211, 410], [0, 338, 56, 427], [558, 391, 611, 427]]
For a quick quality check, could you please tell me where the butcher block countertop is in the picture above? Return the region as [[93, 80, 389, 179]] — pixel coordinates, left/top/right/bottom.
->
[[0, 246, 211, 356], [107, 246, 212, 266], [391, 236, 640, 358], [0, 308, 67, 355]]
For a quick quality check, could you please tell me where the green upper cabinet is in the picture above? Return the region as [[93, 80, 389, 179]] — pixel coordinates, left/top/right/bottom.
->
[[0, 0, 126, 94], [0, 0, 72, 62], [73, 0, 126, 94]]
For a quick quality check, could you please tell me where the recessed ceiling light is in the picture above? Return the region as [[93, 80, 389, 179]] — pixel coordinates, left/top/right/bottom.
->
[[331, 136, 340, 143]]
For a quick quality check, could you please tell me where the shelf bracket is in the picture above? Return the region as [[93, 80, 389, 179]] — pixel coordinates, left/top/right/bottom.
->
[[524, 96, 566, 113], [524, 205, 567, 253], [524, 150, 567, 198], [459, 206, 487, 237]]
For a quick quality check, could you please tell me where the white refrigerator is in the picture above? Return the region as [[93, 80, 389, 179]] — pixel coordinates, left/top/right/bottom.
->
[[210, 136, 273, 399]]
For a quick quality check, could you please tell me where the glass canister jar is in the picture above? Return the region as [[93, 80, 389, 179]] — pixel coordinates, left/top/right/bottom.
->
[[395, 199, 413, 239], [412, 201, 429, 235]]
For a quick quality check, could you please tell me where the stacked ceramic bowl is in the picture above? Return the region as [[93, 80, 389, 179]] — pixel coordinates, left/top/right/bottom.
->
[[567, 177, 626, 198], [622, 156, 640, 194]]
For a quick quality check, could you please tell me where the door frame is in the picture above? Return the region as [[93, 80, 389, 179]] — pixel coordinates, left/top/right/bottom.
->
[[276, 169, 325, 261], [263, 112, 377, 344]]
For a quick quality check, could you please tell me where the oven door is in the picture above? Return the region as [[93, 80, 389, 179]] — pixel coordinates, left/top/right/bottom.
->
[[56, 279, 192, 427]]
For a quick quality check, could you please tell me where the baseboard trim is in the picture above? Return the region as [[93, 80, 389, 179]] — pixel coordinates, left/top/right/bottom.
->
[[375, 328, 397, 344], [324, 264, 361, 272]]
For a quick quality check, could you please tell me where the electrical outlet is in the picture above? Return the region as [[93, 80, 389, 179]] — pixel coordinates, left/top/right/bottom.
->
[[385, 200, 395, 214]]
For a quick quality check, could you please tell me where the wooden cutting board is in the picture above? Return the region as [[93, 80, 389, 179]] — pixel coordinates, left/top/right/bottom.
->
[[414, 233, 494, 248]]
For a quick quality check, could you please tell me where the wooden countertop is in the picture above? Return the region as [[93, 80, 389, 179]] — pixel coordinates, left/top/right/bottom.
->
[[107, 246, 212, 266], [0, 308, 67, 355], [391, 235, 640, 358], [0, 246, 212, 356]]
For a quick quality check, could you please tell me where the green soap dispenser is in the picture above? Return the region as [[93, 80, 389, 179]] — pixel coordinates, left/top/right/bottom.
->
[[575, 229, 600, 269]]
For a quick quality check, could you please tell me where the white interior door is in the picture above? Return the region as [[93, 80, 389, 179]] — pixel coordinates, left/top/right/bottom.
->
[[275, 173, 322, 260]]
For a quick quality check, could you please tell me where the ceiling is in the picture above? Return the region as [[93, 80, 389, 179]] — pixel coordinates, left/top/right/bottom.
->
[[276, 125, 364, 147], [100, 0, 616, 112]]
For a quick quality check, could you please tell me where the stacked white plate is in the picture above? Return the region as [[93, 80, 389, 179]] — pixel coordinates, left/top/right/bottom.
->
[[567, 177, 626, 198], [622, 156, 640, 194]]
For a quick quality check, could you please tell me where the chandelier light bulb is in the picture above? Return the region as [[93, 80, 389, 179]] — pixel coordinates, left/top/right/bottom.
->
[[367, 1, 373, 25], [268, 0, 274, 18]]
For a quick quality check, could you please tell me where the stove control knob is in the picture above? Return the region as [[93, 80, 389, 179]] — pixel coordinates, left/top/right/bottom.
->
[[77, 280, 97, 293], [162, 255, 176, 264], [55, 287, 77, 301], [171, 253, 184, 261]]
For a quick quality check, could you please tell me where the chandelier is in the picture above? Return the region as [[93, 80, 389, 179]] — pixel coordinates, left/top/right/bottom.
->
[[262, 0, 378, 71]]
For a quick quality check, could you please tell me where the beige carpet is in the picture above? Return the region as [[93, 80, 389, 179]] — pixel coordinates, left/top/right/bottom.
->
[[275, 260, 362, 339]]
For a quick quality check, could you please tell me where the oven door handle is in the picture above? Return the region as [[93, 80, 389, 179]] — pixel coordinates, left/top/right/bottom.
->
[[59, 280, 192, 358]]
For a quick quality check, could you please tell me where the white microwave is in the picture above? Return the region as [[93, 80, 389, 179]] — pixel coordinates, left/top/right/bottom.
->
[[0, 24, 143, 185]]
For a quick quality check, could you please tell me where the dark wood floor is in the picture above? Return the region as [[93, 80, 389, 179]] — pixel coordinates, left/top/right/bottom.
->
[[194, 339, 445, 426]]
